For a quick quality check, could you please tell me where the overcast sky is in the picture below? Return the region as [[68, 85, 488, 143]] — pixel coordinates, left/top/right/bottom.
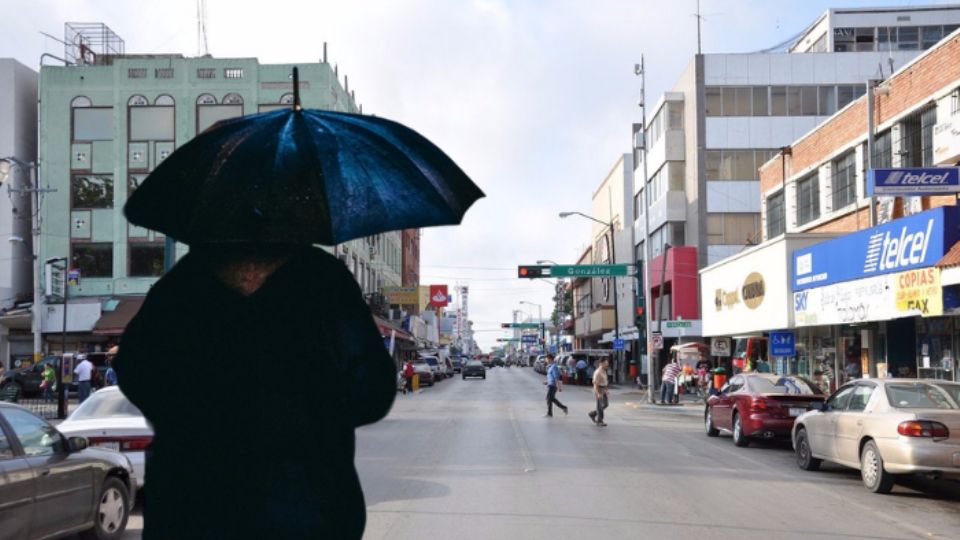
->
[[3, 0, 952, 350]]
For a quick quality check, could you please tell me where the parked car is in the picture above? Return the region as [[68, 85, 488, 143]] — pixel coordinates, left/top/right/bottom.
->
[[0, 401, 136, 539], [792, 379, 960, 493], [492, 357, 505, 367], [413, 363, 435, 387], [420, 356, 445, 380], [462, 360, 486, 380], [57, 386, 153, 488], [1, 354, 112, 397], [451, 357, 464, 373], [705, 373, 826, 446], [480, 355, 493, 368]]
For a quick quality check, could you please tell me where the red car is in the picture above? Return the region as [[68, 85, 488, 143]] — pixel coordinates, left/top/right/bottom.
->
[[705, 373, 826, 447]]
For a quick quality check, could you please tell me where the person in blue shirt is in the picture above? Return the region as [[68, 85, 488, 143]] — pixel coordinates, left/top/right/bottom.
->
[[544, 354, 568, 417], [576, 358, 589, 386], [104, 355, 118, 386]]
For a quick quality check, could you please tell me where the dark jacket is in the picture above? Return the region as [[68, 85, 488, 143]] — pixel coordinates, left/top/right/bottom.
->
[[115, 247, 396, 539]]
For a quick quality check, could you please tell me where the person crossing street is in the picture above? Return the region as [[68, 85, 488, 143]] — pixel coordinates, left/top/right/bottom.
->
[[589, 357, 610, 426], [543, 354, 568, 417]]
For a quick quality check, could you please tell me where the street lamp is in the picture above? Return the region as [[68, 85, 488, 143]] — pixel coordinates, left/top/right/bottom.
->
[[46, 256, 68, 419], [0, 157, 55, 367], [559, 210, 622, 381]]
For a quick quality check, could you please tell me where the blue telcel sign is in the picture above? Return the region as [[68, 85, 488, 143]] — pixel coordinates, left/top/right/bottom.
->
[[792, 206, 960, 291], [867, 168, 960, 196]]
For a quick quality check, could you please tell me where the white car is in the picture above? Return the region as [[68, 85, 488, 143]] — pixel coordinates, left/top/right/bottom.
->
[[57, 386, 153, 488]]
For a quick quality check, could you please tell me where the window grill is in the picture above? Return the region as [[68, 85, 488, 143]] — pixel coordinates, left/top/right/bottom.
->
[[127, 68, 146, 79], [197, 68, 216, 79], [766, 192, 785, 238], [831, 151, 857, 210], [796, 173, 820, 226], [155, 68, 174, 79], [224, 68, 244, 79]]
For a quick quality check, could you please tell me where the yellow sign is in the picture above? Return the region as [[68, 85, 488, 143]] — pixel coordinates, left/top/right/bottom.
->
[[382, 286, 419, 305], [895, 268, 942, 317]]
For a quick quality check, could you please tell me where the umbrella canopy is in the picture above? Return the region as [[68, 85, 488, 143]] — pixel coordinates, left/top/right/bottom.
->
[[125, 103, 483, 246]]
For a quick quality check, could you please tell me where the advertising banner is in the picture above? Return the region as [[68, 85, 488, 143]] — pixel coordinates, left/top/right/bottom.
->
[[792, 207, 959, 291], [382, 286, 419, 305], [894, 268, 943, 317], [867, 168, 960, 196], [429, 285, 449, 308]]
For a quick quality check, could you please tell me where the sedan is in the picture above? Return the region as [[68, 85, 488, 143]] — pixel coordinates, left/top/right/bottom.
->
[[462, 360, 486, 380], [793, 379, 960, 493], [413, 363, 435, 387], [57, 385, 153, 488], [0, 401, 135, 539], [705, 373, 826, 447]]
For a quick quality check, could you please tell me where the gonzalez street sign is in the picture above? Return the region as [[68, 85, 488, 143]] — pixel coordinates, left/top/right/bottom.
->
[[867, 167, 960, 196], [550, 264, 632, 277], [501, 323, 542, 329]]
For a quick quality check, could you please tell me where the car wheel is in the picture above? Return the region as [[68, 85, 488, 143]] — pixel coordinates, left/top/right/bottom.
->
[[705, 407, 719, 437], [732, 412, 749, 447], [79, 476, 129, 540], [795, 428, 821, 471], [861, 440, 895, 494]]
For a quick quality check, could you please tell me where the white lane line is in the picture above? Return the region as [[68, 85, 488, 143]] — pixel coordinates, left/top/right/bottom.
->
[[508, 404, 536, 473]]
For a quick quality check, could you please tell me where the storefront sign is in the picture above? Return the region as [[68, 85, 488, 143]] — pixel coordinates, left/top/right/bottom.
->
[[429, 285, 449, 308], [867, 168, 960, 196], [894, 268, 943, 317], [382, 286, 419, 305], [710, 337, 731, 357], [792, 207, 959, 291]]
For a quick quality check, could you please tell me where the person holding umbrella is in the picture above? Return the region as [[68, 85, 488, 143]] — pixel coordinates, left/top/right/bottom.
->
[[114, 69, 483, 540]]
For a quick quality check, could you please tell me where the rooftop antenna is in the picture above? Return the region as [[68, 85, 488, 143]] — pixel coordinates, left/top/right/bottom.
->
[[695, 0, 703, 54], [197, 0, 209, 56]]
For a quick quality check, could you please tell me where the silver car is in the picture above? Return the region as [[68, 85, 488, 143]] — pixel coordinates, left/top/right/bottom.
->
[[792, 378, 960, 493]]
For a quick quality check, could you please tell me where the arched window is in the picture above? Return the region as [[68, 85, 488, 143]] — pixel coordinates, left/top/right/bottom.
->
[[196, 93, 217, 105], [154, 94, 175, 106], [71, 96, 92, 108], [279, 93, 295, 105], [222, 93, 244, 105], [127, 95, 149, 107]]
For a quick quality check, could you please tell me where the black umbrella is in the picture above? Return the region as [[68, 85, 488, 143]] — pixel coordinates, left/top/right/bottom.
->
[[125, 68, 483, 245]]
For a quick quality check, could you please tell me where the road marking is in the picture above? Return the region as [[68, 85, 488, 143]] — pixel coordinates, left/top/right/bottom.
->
[[508, 406, 536, 473]]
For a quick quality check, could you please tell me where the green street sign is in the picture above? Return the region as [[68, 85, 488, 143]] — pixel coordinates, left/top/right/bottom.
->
[[501, 323, 542, 329], [497, 338, 522, 342], [550, 264, 632, 277], [665, 321, 693, 328]]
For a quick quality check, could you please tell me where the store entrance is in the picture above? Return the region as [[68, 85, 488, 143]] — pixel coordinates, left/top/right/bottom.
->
[[887, 317, 916, 378]]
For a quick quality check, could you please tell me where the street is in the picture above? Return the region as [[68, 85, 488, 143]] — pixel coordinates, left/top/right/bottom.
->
[[358, 367, 960, 540]]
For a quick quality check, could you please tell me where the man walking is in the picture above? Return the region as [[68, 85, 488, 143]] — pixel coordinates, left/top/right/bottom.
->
[[576, 358, 588, 386], [589, 357, 610, 426], [544, 354, 568, 417], [74, 354, 94, 403], [660, 358, 681, 405]]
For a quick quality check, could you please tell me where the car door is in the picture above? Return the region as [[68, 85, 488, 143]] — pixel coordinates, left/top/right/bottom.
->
[[809, 384, 855, 460], [712, 376, 743, 430], [834, 383, 876, 466], [3, 407, 95, 538], [0, 412, 36, 540]]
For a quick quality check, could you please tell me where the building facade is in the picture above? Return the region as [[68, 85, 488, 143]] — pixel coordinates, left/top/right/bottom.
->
[[0, 59, 38, 369]]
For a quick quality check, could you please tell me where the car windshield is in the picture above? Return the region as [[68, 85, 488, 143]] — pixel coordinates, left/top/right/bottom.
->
[[749, 376, 822, 395], [69, 390, 143, 420], [467, 361, 482, 367], [886, 383, 958, 409]]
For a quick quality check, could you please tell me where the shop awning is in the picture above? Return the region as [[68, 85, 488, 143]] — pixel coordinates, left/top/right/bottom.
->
[[92, 296, 146, 336], [373, 316, 415, 343], [937, 241, 960, 286], [0, 307, 32, 330]]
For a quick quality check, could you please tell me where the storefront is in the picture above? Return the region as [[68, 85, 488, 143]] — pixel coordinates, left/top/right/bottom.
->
[[791, 207, 960, 386]]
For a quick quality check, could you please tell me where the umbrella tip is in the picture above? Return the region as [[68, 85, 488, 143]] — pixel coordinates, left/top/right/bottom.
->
[[292, 66, 302, 111]]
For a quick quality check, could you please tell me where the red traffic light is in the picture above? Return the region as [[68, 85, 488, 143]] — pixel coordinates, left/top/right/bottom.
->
[[517, 265, 548, 279]]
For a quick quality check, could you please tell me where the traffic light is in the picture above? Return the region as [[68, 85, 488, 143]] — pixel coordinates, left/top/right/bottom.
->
[[501, 323, 511, 328], [635, 306, 646, 335], [517, 265, 549, 279]]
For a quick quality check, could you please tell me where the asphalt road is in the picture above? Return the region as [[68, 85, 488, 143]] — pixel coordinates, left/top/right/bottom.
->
[[358, 366, 960, 540]]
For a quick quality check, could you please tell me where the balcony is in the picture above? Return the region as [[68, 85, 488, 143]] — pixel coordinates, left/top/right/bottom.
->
[[647, 191, 687, 231]]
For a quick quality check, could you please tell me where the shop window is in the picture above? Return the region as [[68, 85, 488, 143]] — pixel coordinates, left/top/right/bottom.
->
[[129, 106, 174, 141], [129, 244, 165, 277], [72, 174, 114, 209], [71, 243, 113, 278], [796, 173, 820, 226], [72, 108, 113, 141], [831, 151, 857, 210]]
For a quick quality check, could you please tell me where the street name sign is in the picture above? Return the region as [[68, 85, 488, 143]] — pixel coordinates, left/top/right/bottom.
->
[[550, 264, 632, 277], [665, 320, 693, 329], [502, 323, 542, 329], [867, 167, 960, 196], [497, 338, 521, 342], [521, 335, 538, 343], [613, 338, 625, 350]]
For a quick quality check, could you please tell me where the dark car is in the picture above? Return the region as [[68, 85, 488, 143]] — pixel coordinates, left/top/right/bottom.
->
[[705, 373, 826, 446], [492, 357, 505, 367], [462, 360, 486, 380], [0, 401, 136, 539], [2, 354, 112, 398], [451, 357, 464, 373]]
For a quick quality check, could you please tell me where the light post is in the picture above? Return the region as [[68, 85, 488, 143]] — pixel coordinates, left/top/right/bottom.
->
[[0, 158, 56, 367], [520, 300, 543, 352], [560, 211, 622, 381], [635, 56, 656, 402], [46, 256, 68, 419]]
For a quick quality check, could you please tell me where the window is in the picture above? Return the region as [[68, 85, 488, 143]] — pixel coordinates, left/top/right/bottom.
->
[[952, 89, 960, 116], [196, 93, 217, 105], [127, 95, 149, 107], [0, 423, 12, 458], [837, 85, 865, 110], [197, 68, 216, 79], [847, 385, 875, 412], [155, 68, 174, 79], [787, 87, 802, 116], [155, 94, 175, 106], [834, 27, 855, 52], [705, 150, 775, 180], [898, 26, 919, 50], [878, 27, 897, 52], [223, 93, 244, 105], [707, 213, 760, 245], [128, 174, 146, 196], [765, 193, 784, 238], [900, 108, 935, 167], [667, 102, 683, 129], [832, 151, 857, 210], [818, 86, 836, 116], [72, 108, 113, 141], [129, 243, 165, 277], [4, 408, 65, 456], [771, 86, 786, 116], [634, 191, 643, 217], [72, 175, 114, 209], [921, 106, 937, 166], [197, 105, 243, 133], [921, 26, 944, 49], [855, 27, 876, 51], [797, 173, 820, 226], [801, 86, 818, 116], [72, 243, 113, 278], [127, 68, 146, 79], [874, 130, 892, 168], [129, 106, 175, 141], [224, 68, 244, 79], [705, 87, 721, 116], [752, 87, 768, 116], [749, 376, 823, 395]]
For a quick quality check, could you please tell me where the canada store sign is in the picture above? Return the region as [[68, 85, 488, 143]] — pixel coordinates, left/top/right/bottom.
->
[[792, 207, 960, 291]]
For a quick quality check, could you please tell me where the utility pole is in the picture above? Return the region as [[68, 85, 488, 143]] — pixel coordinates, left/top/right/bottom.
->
[[636, 57, 656, 402]]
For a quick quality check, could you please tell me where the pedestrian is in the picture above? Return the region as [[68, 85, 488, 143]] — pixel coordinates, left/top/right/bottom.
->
[[589, 357, 610, 426], [660, 359, 681, 405], [74, 354, 94, 403], [403, 359, 415, 395], [104, 356, 118, 386], [756, 358, 772, 373], [543, 353, 568, 417], [41, 362, 56, 402], [576, 357, 588, 386]]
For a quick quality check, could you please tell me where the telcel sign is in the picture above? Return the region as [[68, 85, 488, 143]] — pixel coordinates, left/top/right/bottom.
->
[[867, 168, 960, 196], [792, 207, 960, 291]]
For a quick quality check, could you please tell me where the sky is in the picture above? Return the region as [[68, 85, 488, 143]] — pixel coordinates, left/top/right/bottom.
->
[[2, 0, 952, 350]]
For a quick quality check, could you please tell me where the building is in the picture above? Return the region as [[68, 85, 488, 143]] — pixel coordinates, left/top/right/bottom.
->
[[0, 59, 38, 369], [401, 229, 421, 315], [633, 4, 960, 371], [36, 23, 400, 354]]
